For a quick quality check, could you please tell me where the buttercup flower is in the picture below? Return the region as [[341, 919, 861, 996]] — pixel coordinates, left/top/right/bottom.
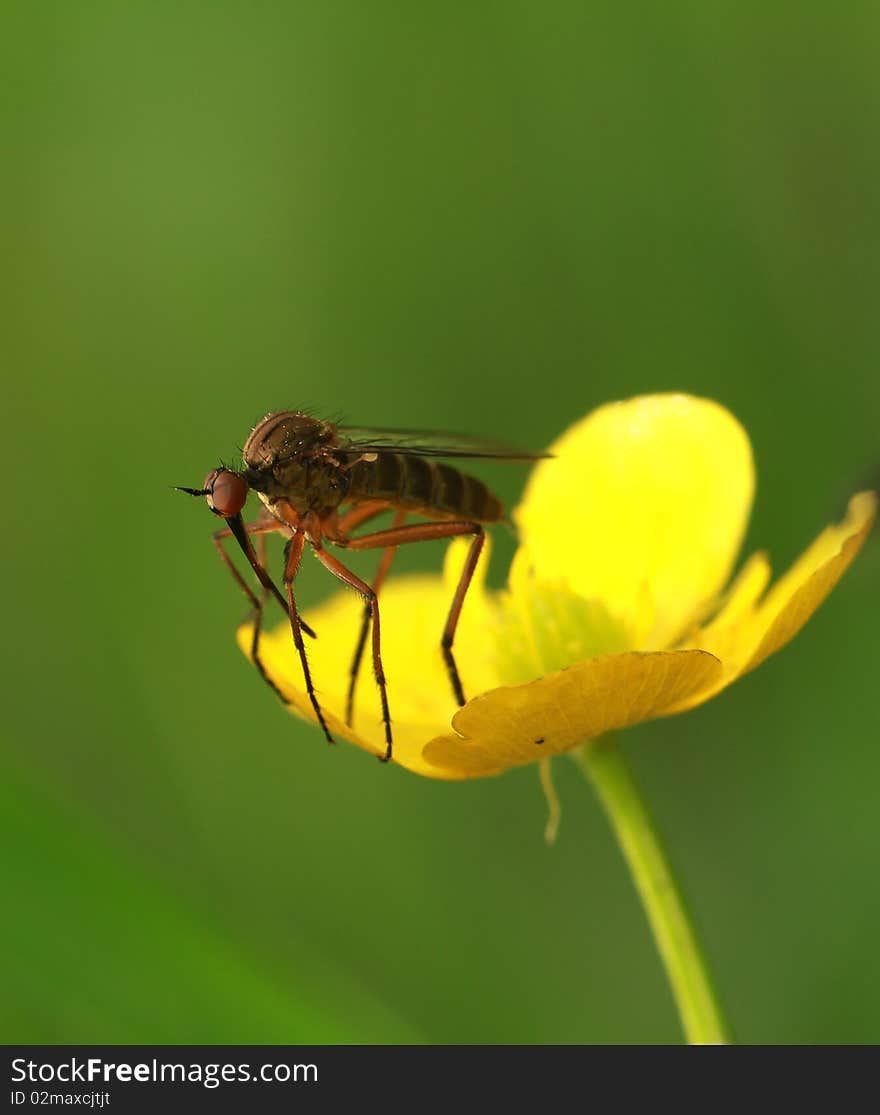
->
[[239, 394, 875, 779]]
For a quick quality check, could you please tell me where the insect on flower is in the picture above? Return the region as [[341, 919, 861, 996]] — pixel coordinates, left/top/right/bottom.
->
[[177, 411, 549, 762]]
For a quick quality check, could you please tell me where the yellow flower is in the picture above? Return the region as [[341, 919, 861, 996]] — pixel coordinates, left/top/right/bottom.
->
[[239, 394, 875, 780]]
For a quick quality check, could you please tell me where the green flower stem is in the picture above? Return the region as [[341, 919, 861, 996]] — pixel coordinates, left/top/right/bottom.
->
[[578, 735, 732, 1045]]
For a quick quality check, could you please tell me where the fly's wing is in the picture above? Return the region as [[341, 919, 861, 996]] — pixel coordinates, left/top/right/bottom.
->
[[336, 426, 551, 461]]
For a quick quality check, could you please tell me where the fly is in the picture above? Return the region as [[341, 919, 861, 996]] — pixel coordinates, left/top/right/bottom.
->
[[177, 410, 549, 763]]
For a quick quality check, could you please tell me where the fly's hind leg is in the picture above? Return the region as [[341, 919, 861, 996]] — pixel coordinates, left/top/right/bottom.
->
[[339, 519, 486, 713], [439, 526, 485, 707]]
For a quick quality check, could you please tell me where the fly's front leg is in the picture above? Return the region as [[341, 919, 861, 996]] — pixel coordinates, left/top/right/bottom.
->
[[283, 532, 334, 745], [218, 512, 318, 638], [251, 531, 273, 687], [340, 520, 485, 709], [312, 547, 393, 762], [345, 510, 406, 727], [212, 516, 290, 702]]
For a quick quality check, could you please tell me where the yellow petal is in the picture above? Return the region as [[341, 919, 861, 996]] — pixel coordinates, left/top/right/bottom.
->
[[237, 540, 500, 779], [743, 491, 876, 674], [515, 394, 755, 648], [670, 491, 876, 710], [421, 650, 723, 778], [674, 550, 772, 664]]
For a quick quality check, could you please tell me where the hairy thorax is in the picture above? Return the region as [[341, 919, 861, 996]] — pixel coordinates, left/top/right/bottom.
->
[[254, 455, 349, 516], [242, 410, 350, 518]]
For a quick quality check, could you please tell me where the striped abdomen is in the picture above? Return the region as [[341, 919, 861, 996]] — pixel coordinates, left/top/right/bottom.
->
[[346, 453, 503, 523]]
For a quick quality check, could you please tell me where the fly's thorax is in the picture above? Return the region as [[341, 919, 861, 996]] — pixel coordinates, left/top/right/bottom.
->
[[241, 410, 348, 514], [242, 411, 336, 471], [246, 455, 349, 515]]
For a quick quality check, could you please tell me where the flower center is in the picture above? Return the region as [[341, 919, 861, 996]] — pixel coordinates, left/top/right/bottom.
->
[[491, 566, 635, 686]]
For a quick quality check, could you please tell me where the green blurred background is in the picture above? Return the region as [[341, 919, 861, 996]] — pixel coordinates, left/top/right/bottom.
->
[[3, 1, 879, 1044]]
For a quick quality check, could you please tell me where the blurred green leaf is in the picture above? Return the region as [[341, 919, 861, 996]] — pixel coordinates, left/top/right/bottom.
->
[[0, 756, 423, 1042]]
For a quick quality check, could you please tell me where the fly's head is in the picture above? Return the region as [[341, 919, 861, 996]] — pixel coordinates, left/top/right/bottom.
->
[[175, 467, 249, 519], [176, 411, 344, 521]]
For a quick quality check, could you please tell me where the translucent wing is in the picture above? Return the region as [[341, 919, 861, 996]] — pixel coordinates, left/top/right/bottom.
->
[[337, 426, 550, 461]]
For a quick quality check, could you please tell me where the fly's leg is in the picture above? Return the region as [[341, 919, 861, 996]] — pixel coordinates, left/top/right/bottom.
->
[[212, 517, 290, 702], [312, 547, 393, 762], [439, 528, 484, 706], [217, 512, 316, 637], [345, 510, 406, 727], [250, 532, 274, 690], [283, 531, 334, 745], [339, 520, 485, 711]]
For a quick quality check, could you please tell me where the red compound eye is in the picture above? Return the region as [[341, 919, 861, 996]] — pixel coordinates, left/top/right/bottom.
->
[[204, 469, 248, 517]]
